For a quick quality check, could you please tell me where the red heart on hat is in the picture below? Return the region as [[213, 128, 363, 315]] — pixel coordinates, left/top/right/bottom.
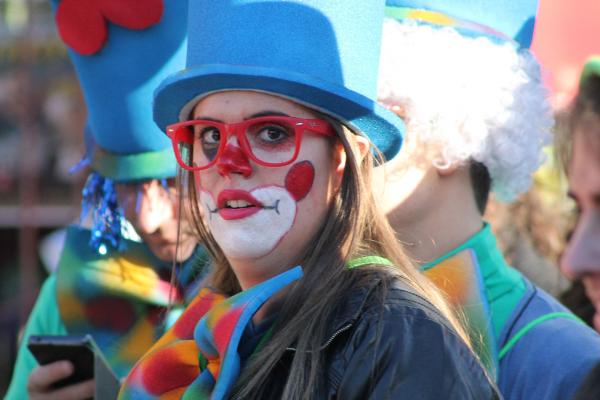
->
[[55, 0, 163, 55]]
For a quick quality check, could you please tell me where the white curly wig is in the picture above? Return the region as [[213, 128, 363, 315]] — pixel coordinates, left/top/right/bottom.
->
[[378, 19, 554, 202]]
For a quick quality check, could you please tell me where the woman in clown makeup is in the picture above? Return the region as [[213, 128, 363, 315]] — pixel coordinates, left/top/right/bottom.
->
[[118, 1, 498, 399]]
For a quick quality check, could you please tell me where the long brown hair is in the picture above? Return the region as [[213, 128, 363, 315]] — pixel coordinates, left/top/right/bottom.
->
[[183, 120, 472, 399]]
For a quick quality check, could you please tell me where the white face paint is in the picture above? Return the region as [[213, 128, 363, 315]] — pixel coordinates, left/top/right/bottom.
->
[[200, 186, 296, 259]]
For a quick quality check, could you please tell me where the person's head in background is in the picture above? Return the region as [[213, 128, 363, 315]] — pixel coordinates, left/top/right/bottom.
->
[[556, 56, 600, 330], [374, 18, 553, 264], [78, 123, 196, 265], [114, 177, 194, 262], [76, 122, 197, 262]]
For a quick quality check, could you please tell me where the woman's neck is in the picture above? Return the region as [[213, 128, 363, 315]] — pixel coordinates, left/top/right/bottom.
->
[[227, 254, 298, 322], [229, 259, 289, 291]]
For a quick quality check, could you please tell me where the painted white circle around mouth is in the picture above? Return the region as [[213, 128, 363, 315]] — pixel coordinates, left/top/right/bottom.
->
[[200, 187, 296, 259]]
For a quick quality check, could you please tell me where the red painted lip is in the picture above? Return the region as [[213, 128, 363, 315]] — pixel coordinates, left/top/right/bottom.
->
[[217, 189, 263, 220]]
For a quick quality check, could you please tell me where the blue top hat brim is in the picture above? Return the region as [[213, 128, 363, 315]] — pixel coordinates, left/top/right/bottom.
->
[[153, 64, 404, 161]]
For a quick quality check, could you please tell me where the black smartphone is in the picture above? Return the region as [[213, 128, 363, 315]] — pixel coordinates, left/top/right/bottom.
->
[[27, 335, 95, 389]]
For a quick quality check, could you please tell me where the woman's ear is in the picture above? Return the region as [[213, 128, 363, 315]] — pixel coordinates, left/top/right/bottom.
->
[[433, 158, 461, 177], [332, 134, 370, 189], [332, 141, 347, 189], [352, 134, 371, 162]]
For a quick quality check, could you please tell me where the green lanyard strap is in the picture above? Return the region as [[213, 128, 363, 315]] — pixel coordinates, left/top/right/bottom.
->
[[498, 312, 585, 360], [347, 256, 395, 269]]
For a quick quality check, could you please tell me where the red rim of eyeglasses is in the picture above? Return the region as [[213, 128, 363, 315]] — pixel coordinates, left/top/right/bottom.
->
[[165, 116, 335, 171]]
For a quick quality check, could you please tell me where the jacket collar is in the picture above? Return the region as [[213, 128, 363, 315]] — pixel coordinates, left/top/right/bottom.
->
[[325, 276, 383, 347], [286, 275, 382, 353]]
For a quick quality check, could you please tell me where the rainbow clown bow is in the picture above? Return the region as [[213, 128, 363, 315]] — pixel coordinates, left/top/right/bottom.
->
[[119, 266, 303, 400]]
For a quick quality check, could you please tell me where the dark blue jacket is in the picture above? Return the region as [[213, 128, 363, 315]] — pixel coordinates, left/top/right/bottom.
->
[[256, 276, 500, 399]]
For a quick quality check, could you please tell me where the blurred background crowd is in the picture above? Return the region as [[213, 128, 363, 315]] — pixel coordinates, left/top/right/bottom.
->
[[0, 0, 598, 395]]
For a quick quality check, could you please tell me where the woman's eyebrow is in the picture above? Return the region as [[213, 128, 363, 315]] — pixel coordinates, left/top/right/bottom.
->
[[245, 111, 289, 119], [194, 116, 223, 122], [193, 111, 289, 121]]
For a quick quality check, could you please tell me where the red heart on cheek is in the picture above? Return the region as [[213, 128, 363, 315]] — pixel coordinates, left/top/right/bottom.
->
[[55, 0, 163, 55], [285, 161, 315, 201]]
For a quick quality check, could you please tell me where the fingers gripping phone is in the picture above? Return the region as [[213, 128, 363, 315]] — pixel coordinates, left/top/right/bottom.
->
[[28, 335, 95, 388], [27, 334, 120, 399]]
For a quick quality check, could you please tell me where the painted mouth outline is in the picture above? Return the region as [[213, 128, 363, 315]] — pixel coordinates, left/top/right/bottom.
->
[[207, 189, 281, 219]]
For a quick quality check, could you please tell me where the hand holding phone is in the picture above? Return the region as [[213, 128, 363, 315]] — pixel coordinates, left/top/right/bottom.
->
[[27, 361, 95, 400], [27, 335, 119, 400], [28, 335, 95, 389]]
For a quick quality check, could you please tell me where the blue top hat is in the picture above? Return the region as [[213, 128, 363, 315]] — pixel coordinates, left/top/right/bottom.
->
[[153, 0, 405, 161], [385, 0, 539, 49], [51, 0, 188, 181]]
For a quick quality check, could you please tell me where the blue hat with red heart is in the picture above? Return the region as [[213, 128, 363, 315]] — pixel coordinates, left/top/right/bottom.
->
[[385, 0, 539, 48], [51, 0, 188, 251], [50, 0, 188, 181], [153, 0, 405, 161]]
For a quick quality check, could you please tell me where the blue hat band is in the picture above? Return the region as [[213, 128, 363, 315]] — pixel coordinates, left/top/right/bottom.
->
[[92, 147, 177, 182]]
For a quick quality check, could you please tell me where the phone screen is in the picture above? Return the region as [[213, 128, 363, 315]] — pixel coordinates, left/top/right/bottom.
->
[[27, 335, 95, 389]]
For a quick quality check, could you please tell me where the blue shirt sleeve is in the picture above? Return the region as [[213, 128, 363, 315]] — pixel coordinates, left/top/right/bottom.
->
[[498, 284, 600, 400]]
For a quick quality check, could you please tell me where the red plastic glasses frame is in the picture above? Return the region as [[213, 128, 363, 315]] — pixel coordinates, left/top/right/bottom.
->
[[166, 116, 336, 171]]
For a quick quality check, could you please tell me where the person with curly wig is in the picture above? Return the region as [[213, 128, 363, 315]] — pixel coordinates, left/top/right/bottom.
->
[[375, 1, 600, 399]]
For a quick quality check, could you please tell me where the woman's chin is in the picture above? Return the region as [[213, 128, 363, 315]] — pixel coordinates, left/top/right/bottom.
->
[[149, 242, 190, 263]]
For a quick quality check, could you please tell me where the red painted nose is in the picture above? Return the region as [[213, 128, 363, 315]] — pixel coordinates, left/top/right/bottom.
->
[[217, 143, 252, 177]]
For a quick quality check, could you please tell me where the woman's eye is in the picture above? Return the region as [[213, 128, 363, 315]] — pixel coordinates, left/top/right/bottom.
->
[[258, 126, 288, 142], [201, 128, 220, 145]]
